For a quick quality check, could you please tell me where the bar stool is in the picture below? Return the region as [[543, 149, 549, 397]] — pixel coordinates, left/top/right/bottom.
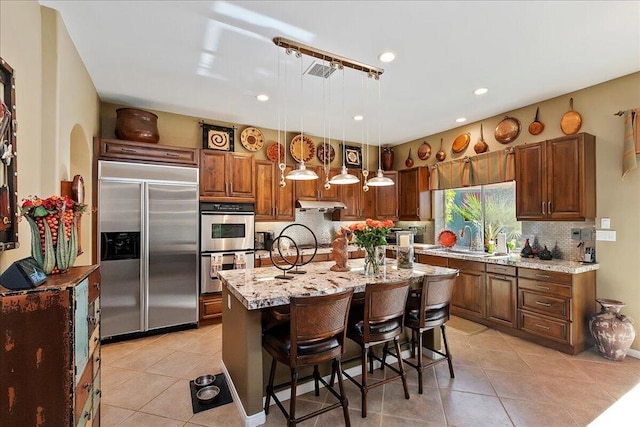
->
[[263, 289, 353, 427], [385, 271, 458, 394], [342, 280, 411, 418]]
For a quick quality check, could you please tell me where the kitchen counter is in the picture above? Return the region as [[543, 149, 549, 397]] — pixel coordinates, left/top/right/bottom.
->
[[220, 258, 457, 310], [218, 259, 457, 422]]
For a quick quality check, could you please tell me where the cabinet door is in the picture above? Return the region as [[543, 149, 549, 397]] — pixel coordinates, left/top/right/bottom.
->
[[399, 168, 419, 220], [486, 274, 516, 327], [375, 171, 398, 220], [318, 168, 340, 201], [336, 170, 362, 220], [200, 150, 227, 197], [361, 182, 376, 219], [294, 166, 320, 200], [228, 153, 255, 198], [515, 142, 546, 220], [276, 166, 295, 221], [547, 135, 584, 220], [451, 269, 485, 320], [255, 161, 275, 221], [74, 279, 90, 385]]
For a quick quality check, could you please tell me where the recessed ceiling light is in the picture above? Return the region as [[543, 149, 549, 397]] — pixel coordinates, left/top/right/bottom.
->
[[456, 117, 467, 123], [474, 87, 488, 95], [353, 115, 364, 121], [256, 94, 269, 102], [378, 51, 396, 63]]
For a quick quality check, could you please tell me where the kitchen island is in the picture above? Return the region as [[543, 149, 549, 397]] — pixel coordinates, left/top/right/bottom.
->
[[218, 259, 457, 426]]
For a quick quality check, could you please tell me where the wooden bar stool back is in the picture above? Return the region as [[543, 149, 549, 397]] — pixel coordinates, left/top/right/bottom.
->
[[263, 289, 354, 427], [401, 271, 458, 394], [343, 279, 411, 418]]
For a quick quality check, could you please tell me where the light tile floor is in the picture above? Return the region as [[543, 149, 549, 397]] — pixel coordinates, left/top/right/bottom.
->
[[101, 319, 640, 426]]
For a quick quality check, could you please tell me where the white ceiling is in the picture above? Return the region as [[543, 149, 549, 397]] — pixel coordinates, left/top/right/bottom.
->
[[40, 1, 640, 145]]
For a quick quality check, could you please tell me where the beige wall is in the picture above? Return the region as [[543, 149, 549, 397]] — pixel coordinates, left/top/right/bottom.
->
[[393, 72, 640, 350], [101, 101, 380, 171], [0, 1, 99, 270]]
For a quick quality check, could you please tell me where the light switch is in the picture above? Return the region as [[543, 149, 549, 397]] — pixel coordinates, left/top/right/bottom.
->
[[596, 230, 617, 241], [601, 218, 611, 229]]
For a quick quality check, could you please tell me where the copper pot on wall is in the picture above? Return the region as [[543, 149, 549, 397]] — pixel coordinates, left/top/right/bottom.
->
[[115, 108, 160, 143]]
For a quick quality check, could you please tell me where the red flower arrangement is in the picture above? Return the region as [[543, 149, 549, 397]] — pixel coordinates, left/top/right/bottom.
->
[[349, 219, 394, 248], [21, 195, 87, 274]]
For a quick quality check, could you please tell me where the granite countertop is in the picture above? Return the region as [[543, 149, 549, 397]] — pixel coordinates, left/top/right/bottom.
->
[[409, 246, 599, 275], [219, 259, 458, 310], [255, 245, 361, 259]]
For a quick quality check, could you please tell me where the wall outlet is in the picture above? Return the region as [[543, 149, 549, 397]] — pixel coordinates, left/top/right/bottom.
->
[[601, 218, 611, 229], [571, 228, 581, 240]]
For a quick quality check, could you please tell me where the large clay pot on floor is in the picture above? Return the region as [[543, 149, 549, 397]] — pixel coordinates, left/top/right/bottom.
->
[[589, 299, 636, 361], [115, 108, 160, 143]]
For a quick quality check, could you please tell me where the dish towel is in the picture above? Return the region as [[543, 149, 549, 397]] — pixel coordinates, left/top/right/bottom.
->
[[622, 108, 640, 179]]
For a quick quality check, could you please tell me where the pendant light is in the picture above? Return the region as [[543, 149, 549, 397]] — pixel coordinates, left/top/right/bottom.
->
[[330, 65, 360, 185], [367, 73, 394, 187], [286, 48, 318, 181], [277, 45, 287, 188]]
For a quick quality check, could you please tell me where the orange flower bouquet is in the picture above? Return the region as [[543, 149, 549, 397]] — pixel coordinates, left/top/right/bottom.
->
[[349, 219, 394, 276], [20, 195, 87, 274]]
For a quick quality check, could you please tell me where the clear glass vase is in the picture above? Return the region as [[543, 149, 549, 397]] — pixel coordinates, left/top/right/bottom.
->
[[363, 246, 380, 277]]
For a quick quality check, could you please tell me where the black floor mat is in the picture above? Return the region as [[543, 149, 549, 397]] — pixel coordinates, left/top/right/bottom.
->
[[189, 373, 234, 414]]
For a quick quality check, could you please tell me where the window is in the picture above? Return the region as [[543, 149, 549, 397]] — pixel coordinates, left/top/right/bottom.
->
[[434, 181, 521, 251]]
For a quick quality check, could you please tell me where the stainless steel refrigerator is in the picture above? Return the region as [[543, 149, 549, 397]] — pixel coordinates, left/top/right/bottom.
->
[[98, 160, 198, 339]]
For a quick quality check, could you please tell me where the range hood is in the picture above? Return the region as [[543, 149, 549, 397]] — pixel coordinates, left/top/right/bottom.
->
[[296, 200, 347, 212]]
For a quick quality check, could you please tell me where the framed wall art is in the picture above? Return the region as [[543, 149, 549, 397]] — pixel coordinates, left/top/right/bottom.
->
[[344, 145, 362, 168], [201, 122, 234, 151]]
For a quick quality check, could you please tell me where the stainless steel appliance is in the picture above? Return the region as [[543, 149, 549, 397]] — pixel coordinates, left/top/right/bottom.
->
[[255, 231, 274, 250], [98, 161, 199, 339], [200, 202, 254, 294]]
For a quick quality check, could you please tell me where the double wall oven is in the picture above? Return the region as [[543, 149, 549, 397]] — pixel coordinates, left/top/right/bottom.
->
[[200, 202, 255, 294]]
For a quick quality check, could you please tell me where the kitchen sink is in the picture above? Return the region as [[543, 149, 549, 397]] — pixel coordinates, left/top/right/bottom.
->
[[432, 248, 492, 258]]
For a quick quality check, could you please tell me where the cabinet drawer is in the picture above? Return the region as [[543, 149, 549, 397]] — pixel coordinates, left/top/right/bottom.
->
[[92, 370, 101, 419], [519, 290, 570, 320], [99, 139, 198, 166], [486, 264, 516, 276], [74, 357, 94, 423], [518, 268, 571, 285], [448, 258, 485, 272], [88, 269, 101, 304], [89, 326, 100, 359], [519, 311, 569, 342], [417, 254, 448, 267], [518, 278, 571, 298], [200, 294, 222, 320], [92, 346, 101, 378]]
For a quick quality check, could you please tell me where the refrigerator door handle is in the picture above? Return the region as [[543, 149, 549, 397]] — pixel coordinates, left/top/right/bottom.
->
[[142, 182, 149, 332]]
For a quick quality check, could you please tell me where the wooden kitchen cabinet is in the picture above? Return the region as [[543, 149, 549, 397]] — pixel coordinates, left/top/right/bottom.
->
[[0, 266, 101, 426], [375, 171, 398, 220], [332, 169, 370, 220], [449, 258, 486, 321], [398, 167, 429, 220], [515, 133, 595, 221], [517, 267, 596, 354], [199, 294, 222, 323], [486, 264, 517, 328], [255, 160, 294, 222], [200, 149, 255, 202], [97, 137, 199, 167], [292, 167, 341, 202]]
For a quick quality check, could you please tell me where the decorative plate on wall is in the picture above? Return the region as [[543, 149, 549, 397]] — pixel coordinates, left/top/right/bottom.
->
[[240, 127, 264, 151], [290, 134, 315, 163], [316, 142, 335, 164], [266, 142, 286, 163], [452, 133, 471, 154]]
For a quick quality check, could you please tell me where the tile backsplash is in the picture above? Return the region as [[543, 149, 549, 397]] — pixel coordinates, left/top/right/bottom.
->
[[256, 211, 355, 246], [521, 220, 596, 262]]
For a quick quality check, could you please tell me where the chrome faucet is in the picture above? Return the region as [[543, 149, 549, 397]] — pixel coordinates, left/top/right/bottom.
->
[[462, 225, 473, 251]]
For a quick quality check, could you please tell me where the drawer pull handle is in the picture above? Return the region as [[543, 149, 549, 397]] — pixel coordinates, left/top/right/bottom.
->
[[535, 301, 552, 307], [166, 152, 180, 157], [534, 323, 551, 330], [84, 411, 91, 420], [493, 275, 507, 280], [535, 284, 550, 290], [95, 389, 102, 397], [95, 357, 101, 363], [535, 274, 550, 279], [121, 148, 137, 153], [83, 382, 91, 389], [94, 336, 99, 342], [494, 267, 506, 271]]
